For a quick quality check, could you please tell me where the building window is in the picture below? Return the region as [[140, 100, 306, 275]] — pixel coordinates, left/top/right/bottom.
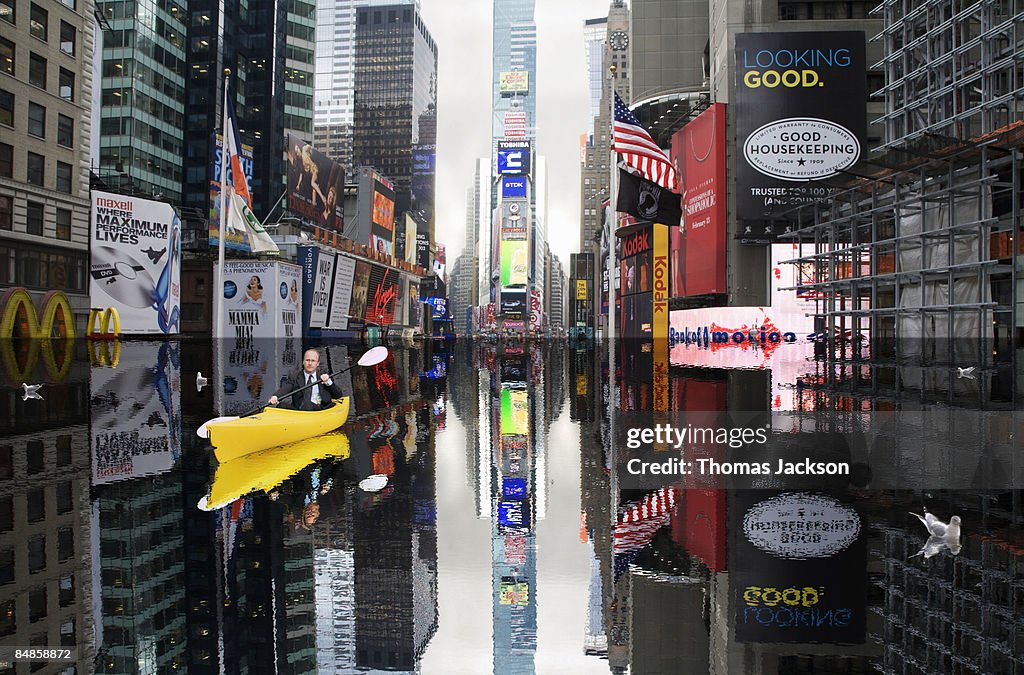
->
[[57, 528, 72, 561], [59, 21, 75, 55], [59, 573, 74, 607], [55, 161, 71, 193], [29, 3, 46, 41], [29, 52, 46, 88], [0, 89, 11, 126], [26, 201, 43, 235], [55, 481, 72, 513], [0, 445, 9, 477], [0, 142, 10, 177], [57, 113, 73, 147], [60, 0, 74, 8], [0, 37, 13, 75], [55, 208, 71, 240], [27, 488, 45, 523], [0, 0, 13, 25], [27, 102, 45, 137], [27, 536, 45, 573], [26, 153, 44, 186], [0, 196, 10, 231], [0, 497, 11, 532], [58, 68, 74, 101], [0, 548, 11, 584]]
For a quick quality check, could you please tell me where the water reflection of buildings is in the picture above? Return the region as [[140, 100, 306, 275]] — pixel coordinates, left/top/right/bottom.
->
[[0, 342, 92, 672]]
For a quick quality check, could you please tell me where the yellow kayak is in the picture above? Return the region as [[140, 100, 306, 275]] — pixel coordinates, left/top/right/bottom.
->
[[206, 397, 350, 462], [200, 431, 351, 510]]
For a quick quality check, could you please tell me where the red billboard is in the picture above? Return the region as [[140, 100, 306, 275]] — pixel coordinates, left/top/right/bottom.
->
[[671, 103, 727, 297], [364, 265, 398, 325]]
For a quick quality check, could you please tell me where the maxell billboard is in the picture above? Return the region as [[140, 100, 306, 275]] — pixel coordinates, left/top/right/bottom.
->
[[90, 191, 181, 335], [735, 32, 866, 232]]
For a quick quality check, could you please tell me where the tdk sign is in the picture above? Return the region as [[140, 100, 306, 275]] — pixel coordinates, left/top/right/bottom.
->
[[502, 176, 527, 198], [497, 141, 531, 176]]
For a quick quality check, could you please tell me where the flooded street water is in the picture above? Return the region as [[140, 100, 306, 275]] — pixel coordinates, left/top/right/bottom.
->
[[0, 338, 1021, 674]]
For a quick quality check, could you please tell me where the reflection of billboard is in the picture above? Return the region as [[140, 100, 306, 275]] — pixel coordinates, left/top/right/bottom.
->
[[90, 342, 181, 484], [499, 578, 530, 606], [501, 241, 528, 286], [500, 388, 529, 435], [502, 477, 527, 499], [732, 491, 866, 644], [364, 265, 398, 325], [90, 191, 181, 335], [213, 337, 302, 416], [671, 104, 727, 296], [499, 70, 530, 94], [222, 260, 302, 339], [285, 133, 344, 231], [498, 501, 529, 529]]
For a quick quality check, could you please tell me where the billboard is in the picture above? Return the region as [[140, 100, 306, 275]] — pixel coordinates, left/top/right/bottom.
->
[[576, 280, 587, 301], [499, 70, 530, 95], [497, 141, 531, 176], [348, 260, 371, 326], [208, 133, 255, 253], [285, 133, 344, 231], [364, 265, 398, 325], [90, 342, 181, 484], [502, 176, 527, 199], [90, 191, 181, 335], [327, 255, 356, 330], [735, 32, 866, 230], [501, 240, 528, 286], [307, 248, 334, 329], [370, 175, 396, 256], [404, 214, 419, 265], [500, 200, 528, 240], [503, 110, 528, 139], [500, 289, 527, 318], [671, 103, 727, 297], [221, 260, 302, 339], [529, 288, 542, 330]]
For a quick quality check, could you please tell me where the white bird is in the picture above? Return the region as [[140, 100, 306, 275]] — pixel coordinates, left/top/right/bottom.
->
[[196, 372, 208, 393], [21, 383, 43, 401], [908, 508, 962, 559], [956, 366, 976, 379]]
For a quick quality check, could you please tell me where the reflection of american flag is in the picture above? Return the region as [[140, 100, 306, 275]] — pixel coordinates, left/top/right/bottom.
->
[[613, 487, 676, 553], [613, 92, 677, 191]]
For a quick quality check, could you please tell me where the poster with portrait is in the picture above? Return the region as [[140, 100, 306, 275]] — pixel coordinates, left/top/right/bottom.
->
[[348, 260, 371, 325], [221, 260, 301, 340], [370, 177, 396, 256], [286, 133, 344, 231]]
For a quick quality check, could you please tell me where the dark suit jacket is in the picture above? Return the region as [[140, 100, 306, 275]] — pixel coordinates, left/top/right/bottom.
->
[[273, 369, 343, 411]]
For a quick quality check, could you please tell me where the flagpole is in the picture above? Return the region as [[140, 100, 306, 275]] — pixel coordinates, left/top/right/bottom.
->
[[215, 69, 230, 340], [607, 63, 618, 599]]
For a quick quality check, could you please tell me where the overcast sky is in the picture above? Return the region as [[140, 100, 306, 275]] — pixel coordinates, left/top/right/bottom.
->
[[420, 0, 611, 265]]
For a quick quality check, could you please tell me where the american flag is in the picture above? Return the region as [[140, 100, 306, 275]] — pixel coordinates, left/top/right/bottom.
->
[[612, 91, 677, 192]]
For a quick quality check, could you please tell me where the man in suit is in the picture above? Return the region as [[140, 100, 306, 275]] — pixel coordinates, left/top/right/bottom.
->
[[269, 348, 343, 411]]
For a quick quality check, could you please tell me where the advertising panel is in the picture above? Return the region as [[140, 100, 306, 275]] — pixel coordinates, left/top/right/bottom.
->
[[576, 280, 587, 301], [502, 477, 528, 499], [364, 265, 398, 325], [500, 290, 526, 319], [427, 296, 448, 320], [285, 133, 344, 231], [732, 491, 866, 644], [416, 232, 430, 270], [221, 260, 301, 339], [90, 191, 181, 335], [404, 214, 419, 265], [497, 141, 532, 176], [499, 578, 530, 606], [327, 255, 356, 330], [501, 387, 529, 435], [653, 224, 669, 410], [408, 282, 420, 328], [529, 288, 542, 330], [502, 176, 527, 199], [370, 175, 396, 256], [735, 33, 866, 230], [501, 241, 529, 286], [671, 103, 727, 296], [499, 70, 530, 95], [502, 110, 528, 139], [208, 133, 255, 253], [349, 261, 371, 323], [90, 342, 181, 484], [501, 200, 528, 240], [411, 144, 435, 216], [307, 250, 335, 329]]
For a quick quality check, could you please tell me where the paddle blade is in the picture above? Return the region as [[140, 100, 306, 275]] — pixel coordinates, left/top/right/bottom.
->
[[357, 346, 389, 367], [196, 495, 214, 511], [359, 474, 389, 492], [197, 416, 239, 439]]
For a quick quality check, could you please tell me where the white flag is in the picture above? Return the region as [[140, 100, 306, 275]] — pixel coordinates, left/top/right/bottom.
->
[[229, 192, 279, 254]]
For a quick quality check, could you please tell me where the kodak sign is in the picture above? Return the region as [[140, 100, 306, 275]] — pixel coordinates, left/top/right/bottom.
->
[[653, 223, 669, 411]]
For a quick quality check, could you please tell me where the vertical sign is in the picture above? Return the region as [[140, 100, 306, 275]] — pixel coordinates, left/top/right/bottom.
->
[[652, 224, 669, 411], [309, 252, 335, 329], [327, 255, 356, 330]]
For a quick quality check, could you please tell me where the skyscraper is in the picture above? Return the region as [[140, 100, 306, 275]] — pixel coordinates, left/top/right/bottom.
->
[[0, 0, 95, 329], [314, 0, 419, 173], [352, 3, 437, 223], [492, 0, 536, 144]]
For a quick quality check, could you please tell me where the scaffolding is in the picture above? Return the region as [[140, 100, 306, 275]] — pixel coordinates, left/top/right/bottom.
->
[[873, 0, 1024, 150]]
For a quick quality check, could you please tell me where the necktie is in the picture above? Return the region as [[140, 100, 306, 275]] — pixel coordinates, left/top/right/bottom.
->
[[308, 375, 319, 405]]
